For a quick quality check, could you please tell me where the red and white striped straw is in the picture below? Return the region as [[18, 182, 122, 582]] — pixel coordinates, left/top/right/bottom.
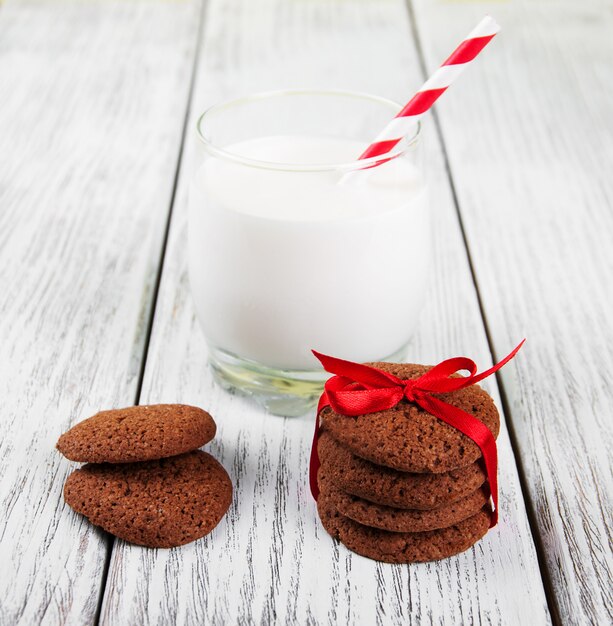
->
[[358, 16, 500, 163]]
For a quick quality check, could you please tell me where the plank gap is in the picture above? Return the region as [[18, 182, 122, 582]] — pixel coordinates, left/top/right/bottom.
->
[[93, 534, 115, 626], [93, 1, 208, 622], [403, 1, 560, 623], [132, 0, 209, 411]]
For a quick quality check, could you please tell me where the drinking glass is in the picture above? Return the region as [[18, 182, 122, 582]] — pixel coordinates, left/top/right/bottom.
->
[[189, 89, 428, 416]]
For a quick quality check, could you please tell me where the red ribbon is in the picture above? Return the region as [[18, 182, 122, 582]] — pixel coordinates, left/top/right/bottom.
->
[[309, 340, 524, 528]]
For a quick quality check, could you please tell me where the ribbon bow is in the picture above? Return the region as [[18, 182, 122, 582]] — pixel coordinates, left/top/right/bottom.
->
[[310, 340, 524, 528]]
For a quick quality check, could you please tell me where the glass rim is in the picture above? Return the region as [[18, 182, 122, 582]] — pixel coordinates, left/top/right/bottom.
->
[[195, 88, 421, 173]]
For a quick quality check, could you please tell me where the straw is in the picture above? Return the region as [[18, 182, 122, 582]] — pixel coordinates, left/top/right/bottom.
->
[[353, 16, 500, 169]]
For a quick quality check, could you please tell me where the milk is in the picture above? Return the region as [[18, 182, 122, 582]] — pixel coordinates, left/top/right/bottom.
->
[[188, 135, 429, 371]]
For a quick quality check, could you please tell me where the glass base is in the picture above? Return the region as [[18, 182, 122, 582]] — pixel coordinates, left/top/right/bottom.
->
[[208, 344, 410, 417]]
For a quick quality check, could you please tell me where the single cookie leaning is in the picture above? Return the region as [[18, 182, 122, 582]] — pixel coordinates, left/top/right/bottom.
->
[[319, 363, 499, 473], [317, 431, 486, 509], [318, 466, 488, 533], [57, 404, 216, 463], [64, 450, 232, 548], [317, 489, 491, 564]]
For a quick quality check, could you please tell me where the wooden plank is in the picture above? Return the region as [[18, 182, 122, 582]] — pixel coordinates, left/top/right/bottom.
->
[[100, 0, 551, 624], [410, 0, 613, 624], [0, 2, 201, 624]]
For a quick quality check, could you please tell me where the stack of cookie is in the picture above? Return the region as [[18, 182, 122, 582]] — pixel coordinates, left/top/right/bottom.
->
[[56, 404, 232, 548], [316, 363, 498, 563]]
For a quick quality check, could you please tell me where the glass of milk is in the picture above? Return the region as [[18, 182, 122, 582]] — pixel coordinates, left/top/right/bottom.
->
[[189, 90, 429, 416]]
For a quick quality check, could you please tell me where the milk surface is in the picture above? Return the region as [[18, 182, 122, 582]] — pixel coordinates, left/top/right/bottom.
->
[[189, 135, 429, 370]]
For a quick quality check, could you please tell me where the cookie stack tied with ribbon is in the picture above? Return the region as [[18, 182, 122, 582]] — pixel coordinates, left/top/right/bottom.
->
[[57, 404, 232, 548], [310, 343, 524, 563]]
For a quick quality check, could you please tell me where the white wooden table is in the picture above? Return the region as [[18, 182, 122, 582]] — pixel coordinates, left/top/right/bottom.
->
[[1, 0, 611, 624]]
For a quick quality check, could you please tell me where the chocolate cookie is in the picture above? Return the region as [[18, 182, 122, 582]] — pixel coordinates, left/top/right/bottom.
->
[[319, 363, 499, 473], [63, 450, 232, 548], [318, 466, 488, 532], [317, 431, 486, 509], [57, 404, 216, 463], [317, 489, 490, 563]]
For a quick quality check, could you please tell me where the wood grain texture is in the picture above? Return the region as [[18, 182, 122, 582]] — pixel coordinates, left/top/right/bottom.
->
[[410, 0, 613, 624], [100, 0, 550, 624], [0, 1, 201, 623]]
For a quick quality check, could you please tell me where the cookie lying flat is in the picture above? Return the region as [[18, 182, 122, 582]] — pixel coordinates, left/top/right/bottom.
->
[[317, 489, 491, 563], [64, 450, 232, 548], [318, 466, 488, 533], [317, 431, 487, 510], [57, 404, 216, 463], [320, 363, 499, 473]]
